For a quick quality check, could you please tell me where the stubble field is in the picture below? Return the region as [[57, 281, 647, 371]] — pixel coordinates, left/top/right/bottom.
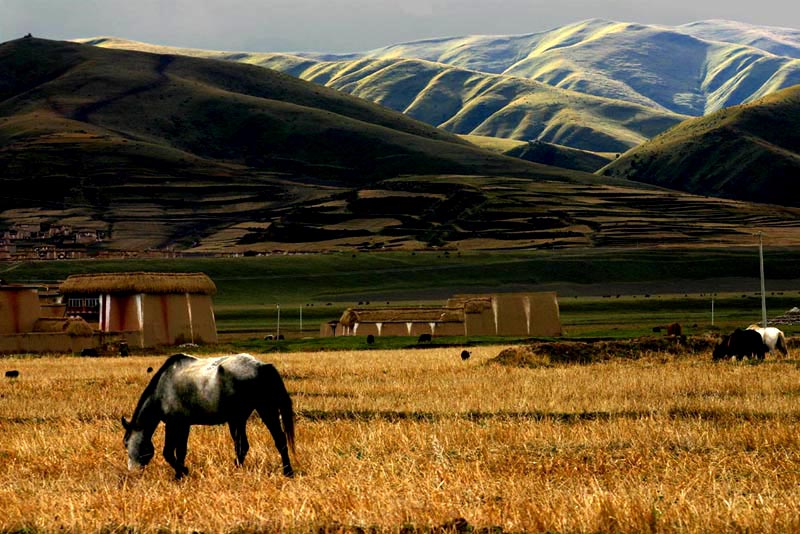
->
[[2, 347, 800, 533]]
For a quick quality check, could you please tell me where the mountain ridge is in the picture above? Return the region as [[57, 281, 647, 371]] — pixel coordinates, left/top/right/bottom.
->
[[78, 19, 800, 152], [76, 35, 688, 152]]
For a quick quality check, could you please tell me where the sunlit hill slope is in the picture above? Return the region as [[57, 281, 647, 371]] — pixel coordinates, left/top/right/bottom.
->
[[79, 36, 686, 153], [600, 85, 800, 206]]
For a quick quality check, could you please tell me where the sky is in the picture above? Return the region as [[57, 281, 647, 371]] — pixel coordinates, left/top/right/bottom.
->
[[3, 0, 800, 53]]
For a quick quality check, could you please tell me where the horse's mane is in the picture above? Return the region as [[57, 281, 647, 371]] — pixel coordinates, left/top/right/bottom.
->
[[130, 353, 196, 425]]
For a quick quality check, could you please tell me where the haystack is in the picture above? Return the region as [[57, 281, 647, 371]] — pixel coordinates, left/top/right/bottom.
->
[[33, 317, 93, 336]]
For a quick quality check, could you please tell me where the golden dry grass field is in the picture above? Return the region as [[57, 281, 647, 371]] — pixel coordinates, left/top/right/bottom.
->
[[2, 347, 800, 533]]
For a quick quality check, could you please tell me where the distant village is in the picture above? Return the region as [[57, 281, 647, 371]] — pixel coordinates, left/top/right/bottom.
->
[[0, 223, 107, 260], [0, 222, 305, 260]]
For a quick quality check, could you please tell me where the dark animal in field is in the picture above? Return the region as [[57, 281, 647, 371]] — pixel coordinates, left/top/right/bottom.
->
[[366, 334, 375, 345], [667, 322, 682, 337], [264, 335, 274, 341], [146, 367, 153, 373], [119, 342, 129, 357], [747, 325, 789, 358], [5, 370, 19, 378], [80, 348, 99, 357], [460, 350, 471, 360], [713, 329, 769, 361], [417, 333, 432, 343], [122, 353, 295, 479]]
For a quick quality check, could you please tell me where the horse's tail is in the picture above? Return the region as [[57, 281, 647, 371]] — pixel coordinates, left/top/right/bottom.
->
[[263, 364, 295, 456], [777, 332, 790, 357]]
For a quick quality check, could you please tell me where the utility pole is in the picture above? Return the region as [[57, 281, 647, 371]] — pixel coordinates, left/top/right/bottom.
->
[[758, 232, 767, 328], [711, 295, 714, 327]]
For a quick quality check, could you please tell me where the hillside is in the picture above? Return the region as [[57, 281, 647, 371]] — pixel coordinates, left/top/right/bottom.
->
[[462, 135, 612, 172], [77, 37, 686, 153], [0, 37, 559, 249], [599, 85, 800, 206], [5, 37, 800, 253]]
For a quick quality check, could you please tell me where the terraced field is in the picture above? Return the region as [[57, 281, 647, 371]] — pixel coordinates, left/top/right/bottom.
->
[[204, 175, 800, 253]]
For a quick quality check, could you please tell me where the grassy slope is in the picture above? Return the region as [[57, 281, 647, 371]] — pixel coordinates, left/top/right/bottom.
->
[[462, 134, 612, 172], [599, 85, 800, 206], [0, 37, 571, 249], [77, 37, 686, 153]]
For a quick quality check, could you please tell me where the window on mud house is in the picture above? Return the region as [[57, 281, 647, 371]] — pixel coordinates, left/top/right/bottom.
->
[[65, 296, 100, 322]]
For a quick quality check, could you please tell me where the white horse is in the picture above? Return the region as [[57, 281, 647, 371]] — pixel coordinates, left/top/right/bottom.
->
[[747, 325, 789, 358]]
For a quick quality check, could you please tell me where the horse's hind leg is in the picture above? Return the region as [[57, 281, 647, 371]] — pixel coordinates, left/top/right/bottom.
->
[[228, 419, 250, 466], [257, 407, 293, 477], [164, 423, 190, 479]]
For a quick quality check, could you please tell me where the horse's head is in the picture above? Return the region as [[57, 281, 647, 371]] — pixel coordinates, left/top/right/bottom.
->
[[121, 416, 154, 470], [712, 336, 730, 361]]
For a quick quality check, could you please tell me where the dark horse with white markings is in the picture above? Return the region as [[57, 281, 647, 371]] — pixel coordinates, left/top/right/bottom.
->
[[713, 329, 768, 361], [122, 353, 295, 479]]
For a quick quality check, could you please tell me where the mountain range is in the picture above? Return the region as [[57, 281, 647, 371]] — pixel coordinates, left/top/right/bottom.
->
[[4, 37, 800, 252], [79, 18, 800, 152], [0, 37, 548, 249]]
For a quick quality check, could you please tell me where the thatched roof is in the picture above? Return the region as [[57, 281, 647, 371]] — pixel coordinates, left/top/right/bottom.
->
[[59, 272, 217, 295], [339, 307, 464, 327]]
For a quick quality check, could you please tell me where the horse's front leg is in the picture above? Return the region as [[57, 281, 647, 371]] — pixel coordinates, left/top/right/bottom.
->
[[228, 419, 250, 466], [164, 422, 190, 479]]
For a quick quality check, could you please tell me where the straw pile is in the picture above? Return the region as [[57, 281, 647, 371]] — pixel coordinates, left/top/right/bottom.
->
[[59, 272, 216, 295], [490, 336, 720, 367], [33, 318, 94, 336]]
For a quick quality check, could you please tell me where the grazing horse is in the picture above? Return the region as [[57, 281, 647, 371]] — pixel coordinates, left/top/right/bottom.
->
[[122, 353, 295, 479], [747, 325, 789, 358], [713, 328, 768, 361], [666, 322, 682, 337]]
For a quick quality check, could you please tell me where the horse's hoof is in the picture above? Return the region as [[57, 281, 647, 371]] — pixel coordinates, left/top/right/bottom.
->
[[283, 467, 294, 478], [174, 467, 189, 480]]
